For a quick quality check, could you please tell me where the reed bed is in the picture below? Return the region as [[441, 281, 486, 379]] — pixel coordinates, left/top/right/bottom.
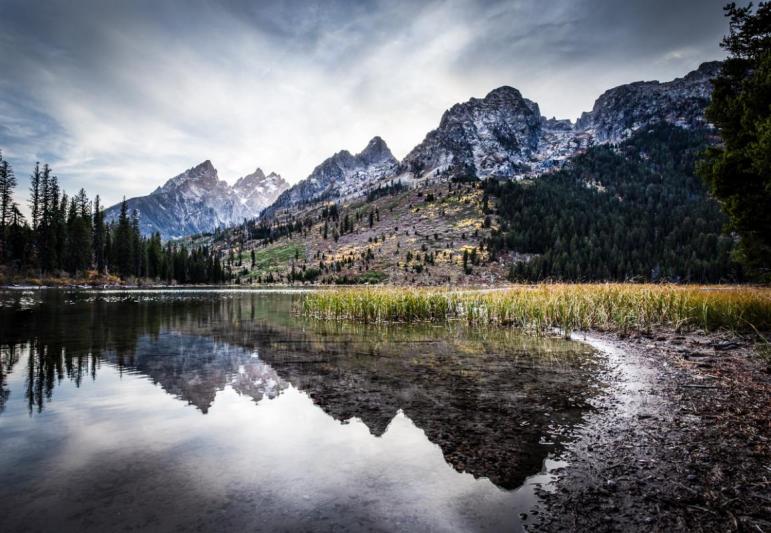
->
[[301, 284, 771, 336]]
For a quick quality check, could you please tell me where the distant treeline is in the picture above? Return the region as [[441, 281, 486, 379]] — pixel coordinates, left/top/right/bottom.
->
[[0, 152, 227, 283], [485, 125, 740, 282]]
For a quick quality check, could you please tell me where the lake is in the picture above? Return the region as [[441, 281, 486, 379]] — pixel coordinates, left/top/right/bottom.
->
[[0, 290, 605, 532]]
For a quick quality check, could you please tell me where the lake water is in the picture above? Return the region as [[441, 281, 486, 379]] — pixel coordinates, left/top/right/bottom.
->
[[0, 290, 605, 532]]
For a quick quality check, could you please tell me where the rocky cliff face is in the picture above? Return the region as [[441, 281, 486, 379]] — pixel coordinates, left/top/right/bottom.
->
[[401, 86, 544, 180], [399, 62, 720, 182], [576, 61, 720, 142], [104, 161, 288, 239], [261, 136, 398, 218]]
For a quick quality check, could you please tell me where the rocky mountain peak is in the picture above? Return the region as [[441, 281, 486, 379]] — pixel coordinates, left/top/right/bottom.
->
[[159, 160, 221, 194], [249, 167, 267, 179], [115, 62, 721, 236], [261, 137, 399, 218], [106, 160, 288, 240], [234, 168, 267, 189], [482, 85, 535, 110], [402, 84, 543, 180], [357, 136, 397, 166], [197, 159, 215, 172], [234, 168, 288, 196]]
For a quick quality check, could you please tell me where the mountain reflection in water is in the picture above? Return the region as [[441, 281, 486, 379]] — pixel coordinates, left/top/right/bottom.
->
[[0, 290, 605, 532]]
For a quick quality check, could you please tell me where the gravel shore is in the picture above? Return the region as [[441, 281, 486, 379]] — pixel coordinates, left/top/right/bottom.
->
[[531, 331, 771, 532]]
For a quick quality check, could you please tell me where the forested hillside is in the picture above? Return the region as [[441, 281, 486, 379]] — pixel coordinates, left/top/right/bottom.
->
[[486, 125, 738, 282]]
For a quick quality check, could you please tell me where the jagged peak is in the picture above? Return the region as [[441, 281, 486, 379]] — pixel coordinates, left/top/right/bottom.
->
[[234, 167, 289, 195], [174, 159, 217, 178], [364, 135, 387, 150], [196, 159, 215, 171], [357, 136, 395, 164], [437, 86, 539, 129], [234, 167, 267, 185], [159, 160, 219, 192]]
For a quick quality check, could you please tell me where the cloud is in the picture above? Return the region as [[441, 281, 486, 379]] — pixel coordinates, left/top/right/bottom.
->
[[0, 0, 729, 211]]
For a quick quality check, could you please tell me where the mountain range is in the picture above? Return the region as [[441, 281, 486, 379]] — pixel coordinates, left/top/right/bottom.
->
[[107, 61, 720, 239], [401, 61, 719, 181], [104, 161, 288, 239]]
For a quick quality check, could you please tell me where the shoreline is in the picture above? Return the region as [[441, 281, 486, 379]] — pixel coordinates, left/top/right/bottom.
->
[[530, 330, 770, 532]]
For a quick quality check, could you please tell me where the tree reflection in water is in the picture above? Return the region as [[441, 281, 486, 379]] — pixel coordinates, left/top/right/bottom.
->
[[0, 289, 605, 490]]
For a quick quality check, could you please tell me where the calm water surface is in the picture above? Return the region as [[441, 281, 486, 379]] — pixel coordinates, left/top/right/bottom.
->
[[0, 290, 605, 532]]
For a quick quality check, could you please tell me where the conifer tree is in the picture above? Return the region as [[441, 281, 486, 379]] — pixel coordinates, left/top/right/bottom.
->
[[0, 152, 18, 260], [699, 2, 771, 277], [29, 162, 42, 230], [93, 195, 106, 273], [130, 209, 142, 276], [114, 198, 134, 277], [0, 151, 17, 229]]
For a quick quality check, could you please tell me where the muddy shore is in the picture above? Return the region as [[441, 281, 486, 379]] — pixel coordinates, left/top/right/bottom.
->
[[530, 331, 771, 532]]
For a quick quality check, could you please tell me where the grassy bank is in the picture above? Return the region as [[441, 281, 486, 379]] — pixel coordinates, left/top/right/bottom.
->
[[301, 284, 771, 335]]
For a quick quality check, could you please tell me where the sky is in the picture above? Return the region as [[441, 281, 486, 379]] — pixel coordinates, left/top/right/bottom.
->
[[0, 0, 731, 210]]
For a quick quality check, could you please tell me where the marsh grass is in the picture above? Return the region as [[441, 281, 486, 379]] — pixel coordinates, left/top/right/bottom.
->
[[301, 284, 771, 336]]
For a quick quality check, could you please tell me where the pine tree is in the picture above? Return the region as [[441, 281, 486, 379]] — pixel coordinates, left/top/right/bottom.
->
[[29, 162, 42, 230], [0, 152, 17, 229], [54, 188, 67, 271], [0, 152, 18, 260], [130, 209, 142, 276], [104, 228, 113, 273], [93, 195, 106, 273], [66, 189, 92, 274], [699, 2, 771, 278], [114, 198, 134, 277], [36, 167, 62, 272], [147, 232, 163, 279]]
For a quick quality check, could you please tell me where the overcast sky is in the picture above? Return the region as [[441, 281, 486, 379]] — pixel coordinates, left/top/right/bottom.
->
[[0, 0, 730, 209]]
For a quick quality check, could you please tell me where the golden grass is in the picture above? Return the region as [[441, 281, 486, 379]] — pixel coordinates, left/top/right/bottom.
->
[[301, 284, 771, 336]]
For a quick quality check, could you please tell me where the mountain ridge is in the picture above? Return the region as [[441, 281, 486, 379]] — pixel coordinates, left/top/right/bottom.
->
[[104, 161, 288, 239], [257, 61, 720, 218], [260, 136, 398, 219], [110, 61, 721, 239], [398, 61, 720, 183]]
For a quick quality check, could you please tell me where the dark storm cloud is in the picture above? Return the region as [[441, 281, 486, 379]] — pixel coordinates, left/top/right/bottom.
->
[[0, 0, 731, 209]]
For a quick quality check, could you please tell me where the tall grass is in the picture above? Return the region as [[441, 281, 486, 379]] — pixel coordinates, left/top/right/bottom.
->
[[301, 284, 771, 336]]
